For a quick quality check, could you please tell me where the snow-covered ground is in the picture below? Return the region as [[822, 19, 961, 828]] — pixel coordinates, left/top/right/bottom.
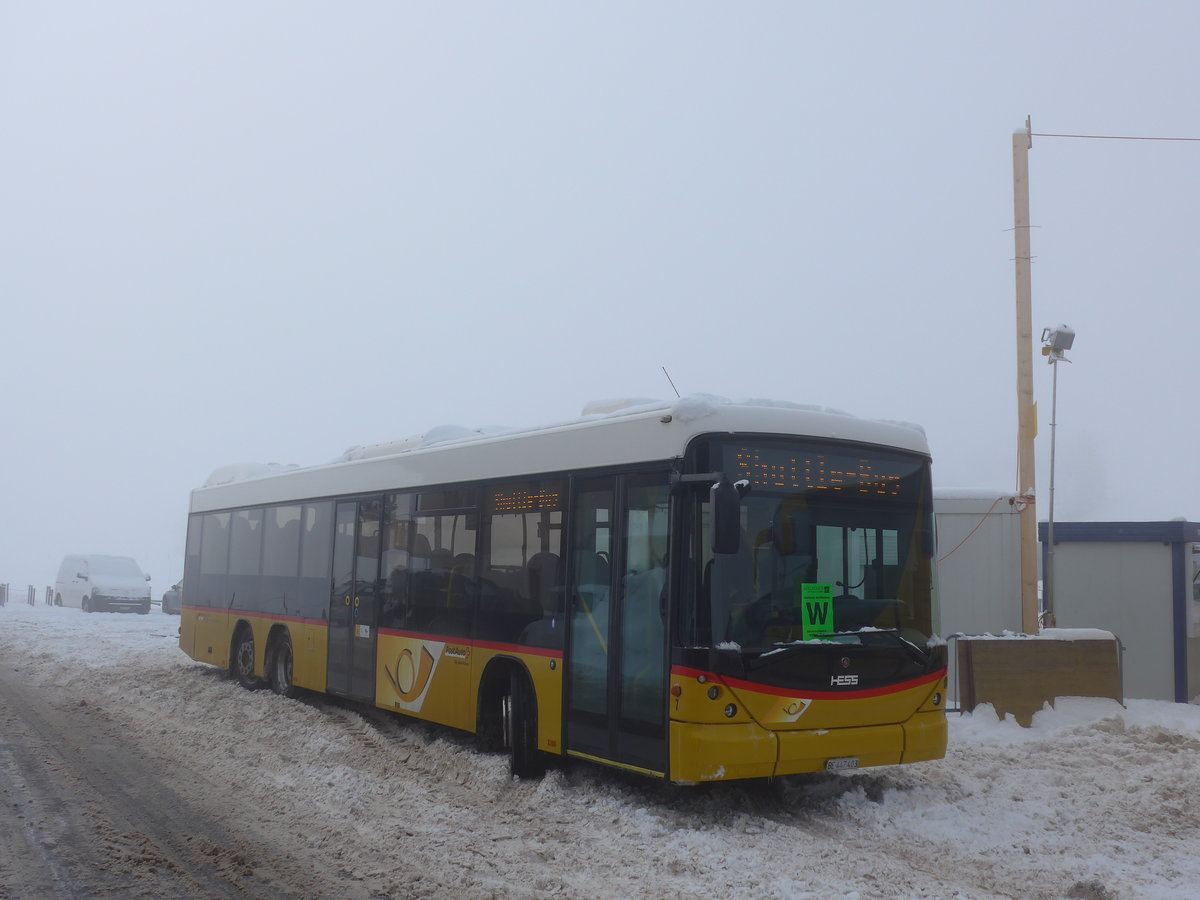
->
[[2, 602, 1198, 899]]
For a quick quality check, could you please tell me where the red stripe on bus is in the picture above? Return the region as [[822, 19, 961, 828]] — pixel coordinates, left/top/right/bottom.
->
[[670, 665, 946, 701], [376, 627, 563, 659], [182, 606, 326, 628]]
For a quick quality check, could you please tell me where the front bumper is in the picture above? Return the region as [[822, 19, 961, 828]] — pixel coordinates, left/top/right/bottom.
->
[[669, 709, 946, 782], [94, 596, 151, 613]]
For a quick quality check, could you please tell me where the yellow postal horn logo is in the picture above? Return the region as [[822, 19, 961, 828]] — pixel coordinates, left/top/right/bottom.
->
[[385, 642, 439, 708]]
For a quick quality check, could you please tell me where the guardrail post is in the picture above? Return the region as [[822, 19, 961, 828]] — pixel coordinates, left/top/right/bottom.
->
[[0, 583, 6, 606], [27, 585, 35, 606], [45, 586, 53, 605]]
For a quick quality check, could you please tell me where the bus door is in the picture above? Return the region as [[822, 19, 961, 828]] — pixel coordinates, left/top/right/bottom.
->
[[327, 498, 382, 702], [565, 475, 670, 776]]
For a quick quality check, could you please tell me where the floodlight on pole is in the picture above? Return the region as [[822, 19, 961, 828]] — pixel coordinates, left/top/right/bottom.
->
[[1040, 323, 1074, 625]]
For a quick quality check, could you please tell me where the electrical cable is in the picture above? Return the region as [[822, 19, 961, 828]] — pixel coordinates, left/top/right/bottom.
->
[[1032, 132, 1200, 142]]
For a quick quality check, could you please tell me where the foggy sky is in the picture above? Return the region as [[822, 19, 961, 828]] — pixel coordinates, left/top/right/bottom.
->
[[3, 2, 1198, 591]]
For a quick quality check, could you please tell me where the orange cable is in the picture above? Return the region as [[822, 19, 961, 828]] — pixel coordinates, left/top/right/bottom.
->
[[937, 494, 1009, 563]]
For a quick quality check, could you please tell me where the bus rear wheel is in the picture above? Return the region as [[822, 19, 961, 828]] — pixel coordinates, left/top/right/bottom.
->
[[232, 626, 262, 690], [268, 632, 296, 698], [81, 596, 92, 613], [504, 672, 545, 779]]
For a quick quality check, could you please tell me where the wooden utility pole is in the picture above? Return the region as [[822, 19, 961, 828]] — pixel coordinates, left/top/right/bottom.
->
[[1013, 117, 1040, 634]]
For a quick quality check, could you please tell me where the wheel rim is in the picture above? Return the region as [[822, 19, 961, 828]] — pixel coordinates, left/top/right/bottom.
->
[[236, 635, 255, 680]]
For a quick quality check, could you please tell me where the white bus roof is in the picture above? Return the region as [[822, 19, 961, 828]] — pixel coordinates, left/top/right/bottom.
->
[[190, 396, 929, 514]]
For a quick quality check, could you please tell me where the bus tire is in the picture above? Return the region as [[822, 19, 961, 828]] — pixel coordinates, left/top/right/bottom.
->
[[232, 625, 262, 690], [82, 596, 92, 613], [506, 671, 545, 779], [475, 671, 504, 753], [268, 632, 297, 698], [54, 593, 62, 607]]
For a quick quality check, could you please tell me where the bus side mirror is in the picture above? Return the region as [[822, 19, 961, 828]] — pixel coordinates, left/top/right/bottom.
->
[[711, 479, 742, 554]]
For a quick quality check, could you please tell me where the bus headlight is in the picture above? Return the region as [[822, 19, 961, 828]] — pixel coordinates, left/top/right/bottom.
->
[[724, 703, 737, 718]]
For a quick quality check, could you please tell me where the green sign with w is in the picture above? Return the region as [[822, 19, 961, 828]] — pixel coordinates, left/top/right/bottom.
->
[[799, 582, 834, 640]]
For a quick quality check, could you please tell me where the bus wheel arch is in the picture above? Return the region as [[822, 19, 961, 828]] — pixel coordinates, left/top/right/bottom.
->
[[230, 621, 262, 690], [476, 659, 545, 778]]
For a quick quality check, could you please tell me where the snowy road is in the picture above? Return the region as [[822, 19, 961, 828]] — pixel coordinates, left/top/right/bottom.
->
[[0, 662, 308, 898], [1, 604, 1198, 899]]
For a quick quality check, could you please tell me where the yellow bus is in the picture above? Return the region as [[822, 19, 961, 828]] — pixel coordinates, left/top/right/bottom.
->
[[180, 398, 947, 782]]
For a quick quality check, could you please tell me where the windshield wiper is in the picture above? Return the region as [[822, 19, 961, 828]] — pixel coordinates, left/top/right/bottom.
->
[[742, 638, 849, 670], [744, 628, 927, 670]]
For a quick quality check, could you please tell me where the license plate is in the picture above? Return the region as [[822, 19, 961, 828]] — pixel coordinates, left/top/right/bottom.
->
[[825, 757, 859, 772]]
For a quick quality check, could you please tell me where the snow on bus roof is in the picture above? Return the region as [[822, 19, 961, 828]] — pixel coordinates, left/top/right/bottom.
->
[[201, 395, 926, 488], [203, 462, 301, 487]]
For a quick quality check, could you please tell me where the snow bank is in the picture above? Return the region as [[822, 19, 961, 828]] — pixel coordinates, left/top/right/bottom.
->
[[956, 628, 1117, 641]]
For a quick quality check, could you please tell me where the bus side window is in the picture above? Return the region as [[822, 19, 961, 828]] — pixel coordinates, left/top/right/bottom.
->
[[379, 497, 412, 630], [298, 502, 334, 621], [262, 505, 301, 613], [407, 517, 474, 638], [481, 479, 565, 646], [198, 512, 230, 610], [516, 551, 564, 649]]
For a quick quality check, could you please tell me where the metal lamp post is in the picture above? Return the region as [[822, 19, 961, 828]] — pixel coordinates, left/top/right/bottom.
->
[[1041, 323, 1075, 625]]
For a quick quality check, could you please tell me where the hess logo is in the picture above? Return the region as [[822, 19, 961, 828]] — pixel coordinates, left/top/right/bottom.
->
[[831, 656, 858, 686]]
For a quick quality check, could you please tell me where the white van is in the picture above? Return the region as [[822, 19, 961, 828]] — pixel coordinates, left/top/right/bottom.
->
[[54, 555, 152, 614]]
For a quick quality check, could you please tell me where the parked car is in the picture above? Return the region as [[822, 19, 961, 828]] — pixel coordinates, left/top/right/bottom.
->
[[54, 554, 151, 614], [161, 580, 182, 615]]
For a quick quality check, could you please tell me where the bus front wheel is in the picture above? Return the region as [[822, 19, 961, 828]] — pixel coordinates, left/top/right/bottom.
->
[[505, 672, 545, 779]]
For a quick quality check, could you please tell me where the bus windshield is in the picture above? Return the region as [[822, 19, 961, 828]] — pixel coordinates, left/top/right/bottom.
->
[[682, 438, 936, 654]]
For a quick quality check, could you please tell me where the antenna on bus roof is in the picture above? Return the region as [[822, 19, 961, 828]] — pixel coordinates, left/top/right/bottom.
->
[[662, 366, 681, 398]]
